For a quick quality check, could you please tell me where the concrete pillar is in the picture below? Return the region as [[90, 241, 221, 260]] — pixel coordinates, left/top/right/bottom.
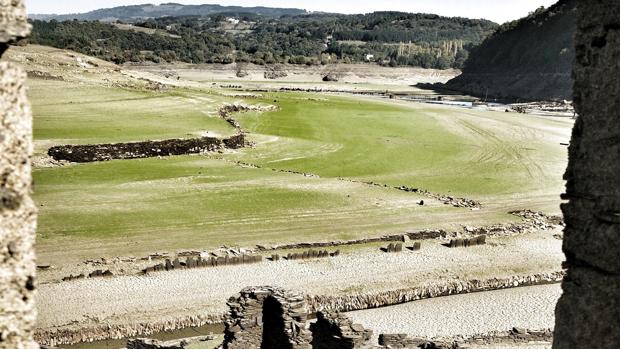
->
[[553, 1, 620, 348], [0, 1, 37, 348]]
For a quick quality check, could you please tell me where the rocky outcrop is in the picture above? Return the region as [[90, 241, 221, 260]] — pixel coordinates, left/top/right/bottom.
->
[[307, 272, 565, 314], [47, 134, 245, 163], [553, 1, 620, 348], [0, 1, 37, 348], [443, 0, 576, 101]]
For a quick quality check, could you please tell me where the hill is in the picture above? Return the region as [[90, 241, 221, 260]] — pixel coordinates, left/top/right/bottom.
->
[[30, 3, 307, 21], [442, 0, 576, 101], [28, 12, 497, 69]]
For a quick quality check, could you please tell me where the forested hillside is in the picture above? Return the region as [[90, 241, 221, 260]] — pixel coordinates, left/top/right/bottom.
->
[[443, 0, 576, 100], [28, 12, 497, 68], [30, 3, 307, 21]]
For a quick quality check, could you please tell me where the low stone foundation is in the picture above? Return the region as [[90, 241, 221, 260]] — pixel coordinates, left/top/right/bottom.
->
[[47, 134, 245, 163], [142, 254, 263, 275], [307, 272, 565, 314]]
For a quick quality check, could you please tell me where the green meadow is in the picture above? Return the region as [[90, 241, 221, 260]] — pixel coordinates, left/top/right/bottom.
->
[[29, 80, 235, 150], [31, 81, 573, 263]]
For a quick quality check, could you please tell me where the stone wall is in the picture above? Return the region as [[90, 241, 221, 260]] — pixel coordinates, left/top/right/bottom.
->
[[308, 272, 564, 314], [553, 1, 620, 348], [310, 311, 372, 349], [221, 287, 375, 349], [0, 1, 37, 349], [48, 134, 245, 163], [222, 286, 312, 349]]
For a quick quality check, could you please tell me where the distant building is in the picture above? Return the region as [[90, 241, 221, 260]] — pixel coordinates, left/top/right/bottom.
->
[[226, 18, 240, 25], [365, 54, 375, 62]]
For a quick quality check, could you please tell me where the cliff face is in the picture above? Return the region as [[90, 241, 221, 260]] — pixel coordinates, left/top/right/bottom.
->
[[445, 0, 576, 101]]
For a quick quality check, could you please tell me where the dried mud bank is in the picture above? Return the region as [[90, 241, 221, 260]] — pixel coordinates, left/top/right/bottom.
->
[[306, 272, 565, 314], [35, 313, 225, 347], [35, 272, 563, 346]]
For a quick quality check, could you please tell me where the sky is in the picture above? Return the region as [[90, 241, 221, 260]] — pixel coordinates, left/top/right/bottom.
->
[[24, 0, 558, 24]]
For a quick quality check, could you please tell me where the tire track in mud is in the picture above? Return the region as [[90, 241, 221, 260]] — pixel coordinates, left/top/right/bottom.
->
[[456, 117, 545, 180]]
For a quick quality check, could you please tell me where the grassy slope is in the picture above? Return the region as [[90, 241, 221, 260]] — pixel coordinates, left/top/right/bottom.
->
[[30, 80, 235, 150], [33, 85, 572, 263], [234, 94, 570, 198]]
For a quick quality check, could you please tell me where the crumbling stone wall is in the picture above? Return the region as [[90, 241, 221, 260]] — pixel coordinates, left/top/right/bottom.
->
[[222, 286, 312, 349], [553, 1, 620, 348], [48, 134, 245, 163], [0, 1, 37, 348], [310, 311, 372, 349]]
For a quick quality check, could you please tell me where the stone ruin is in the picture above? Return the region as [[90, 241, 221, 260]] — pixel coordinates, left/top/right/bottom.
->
[[47, 134, 245, 163], [285, 249, 339, 260], [221, 286, 313, 349], [310, 311, 373, 349], [143, 254, 263, 274], [220, 286, 374, 349], [448, 235, 486, 248]]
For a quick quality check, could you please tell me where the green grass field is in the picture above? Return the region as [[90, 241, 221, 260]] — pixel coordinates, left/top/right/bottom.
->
[[30, 80, 235, 151], [232, 93, 570, 197], [32, 80, 573, 264]]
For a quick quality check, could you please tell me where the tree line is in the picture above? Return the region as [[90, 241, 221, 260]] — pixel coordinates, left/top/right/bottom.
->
[[28, 12, 497, 68]]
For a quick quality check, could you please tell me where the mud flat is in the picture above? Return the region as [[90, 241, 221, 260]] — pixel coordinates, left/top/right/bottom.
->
[[347, 284, 561, 340], [35, 231, 564, 346]]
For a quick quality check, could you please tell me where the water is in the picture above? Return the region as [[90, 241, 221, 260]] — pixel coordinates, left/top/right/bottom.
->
[[57, 323, 224, 349]]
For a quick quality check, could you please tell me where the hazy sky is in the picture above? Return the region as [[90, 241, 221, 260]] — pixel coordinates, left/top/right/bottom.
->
[[24, 0, 558, 23]]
